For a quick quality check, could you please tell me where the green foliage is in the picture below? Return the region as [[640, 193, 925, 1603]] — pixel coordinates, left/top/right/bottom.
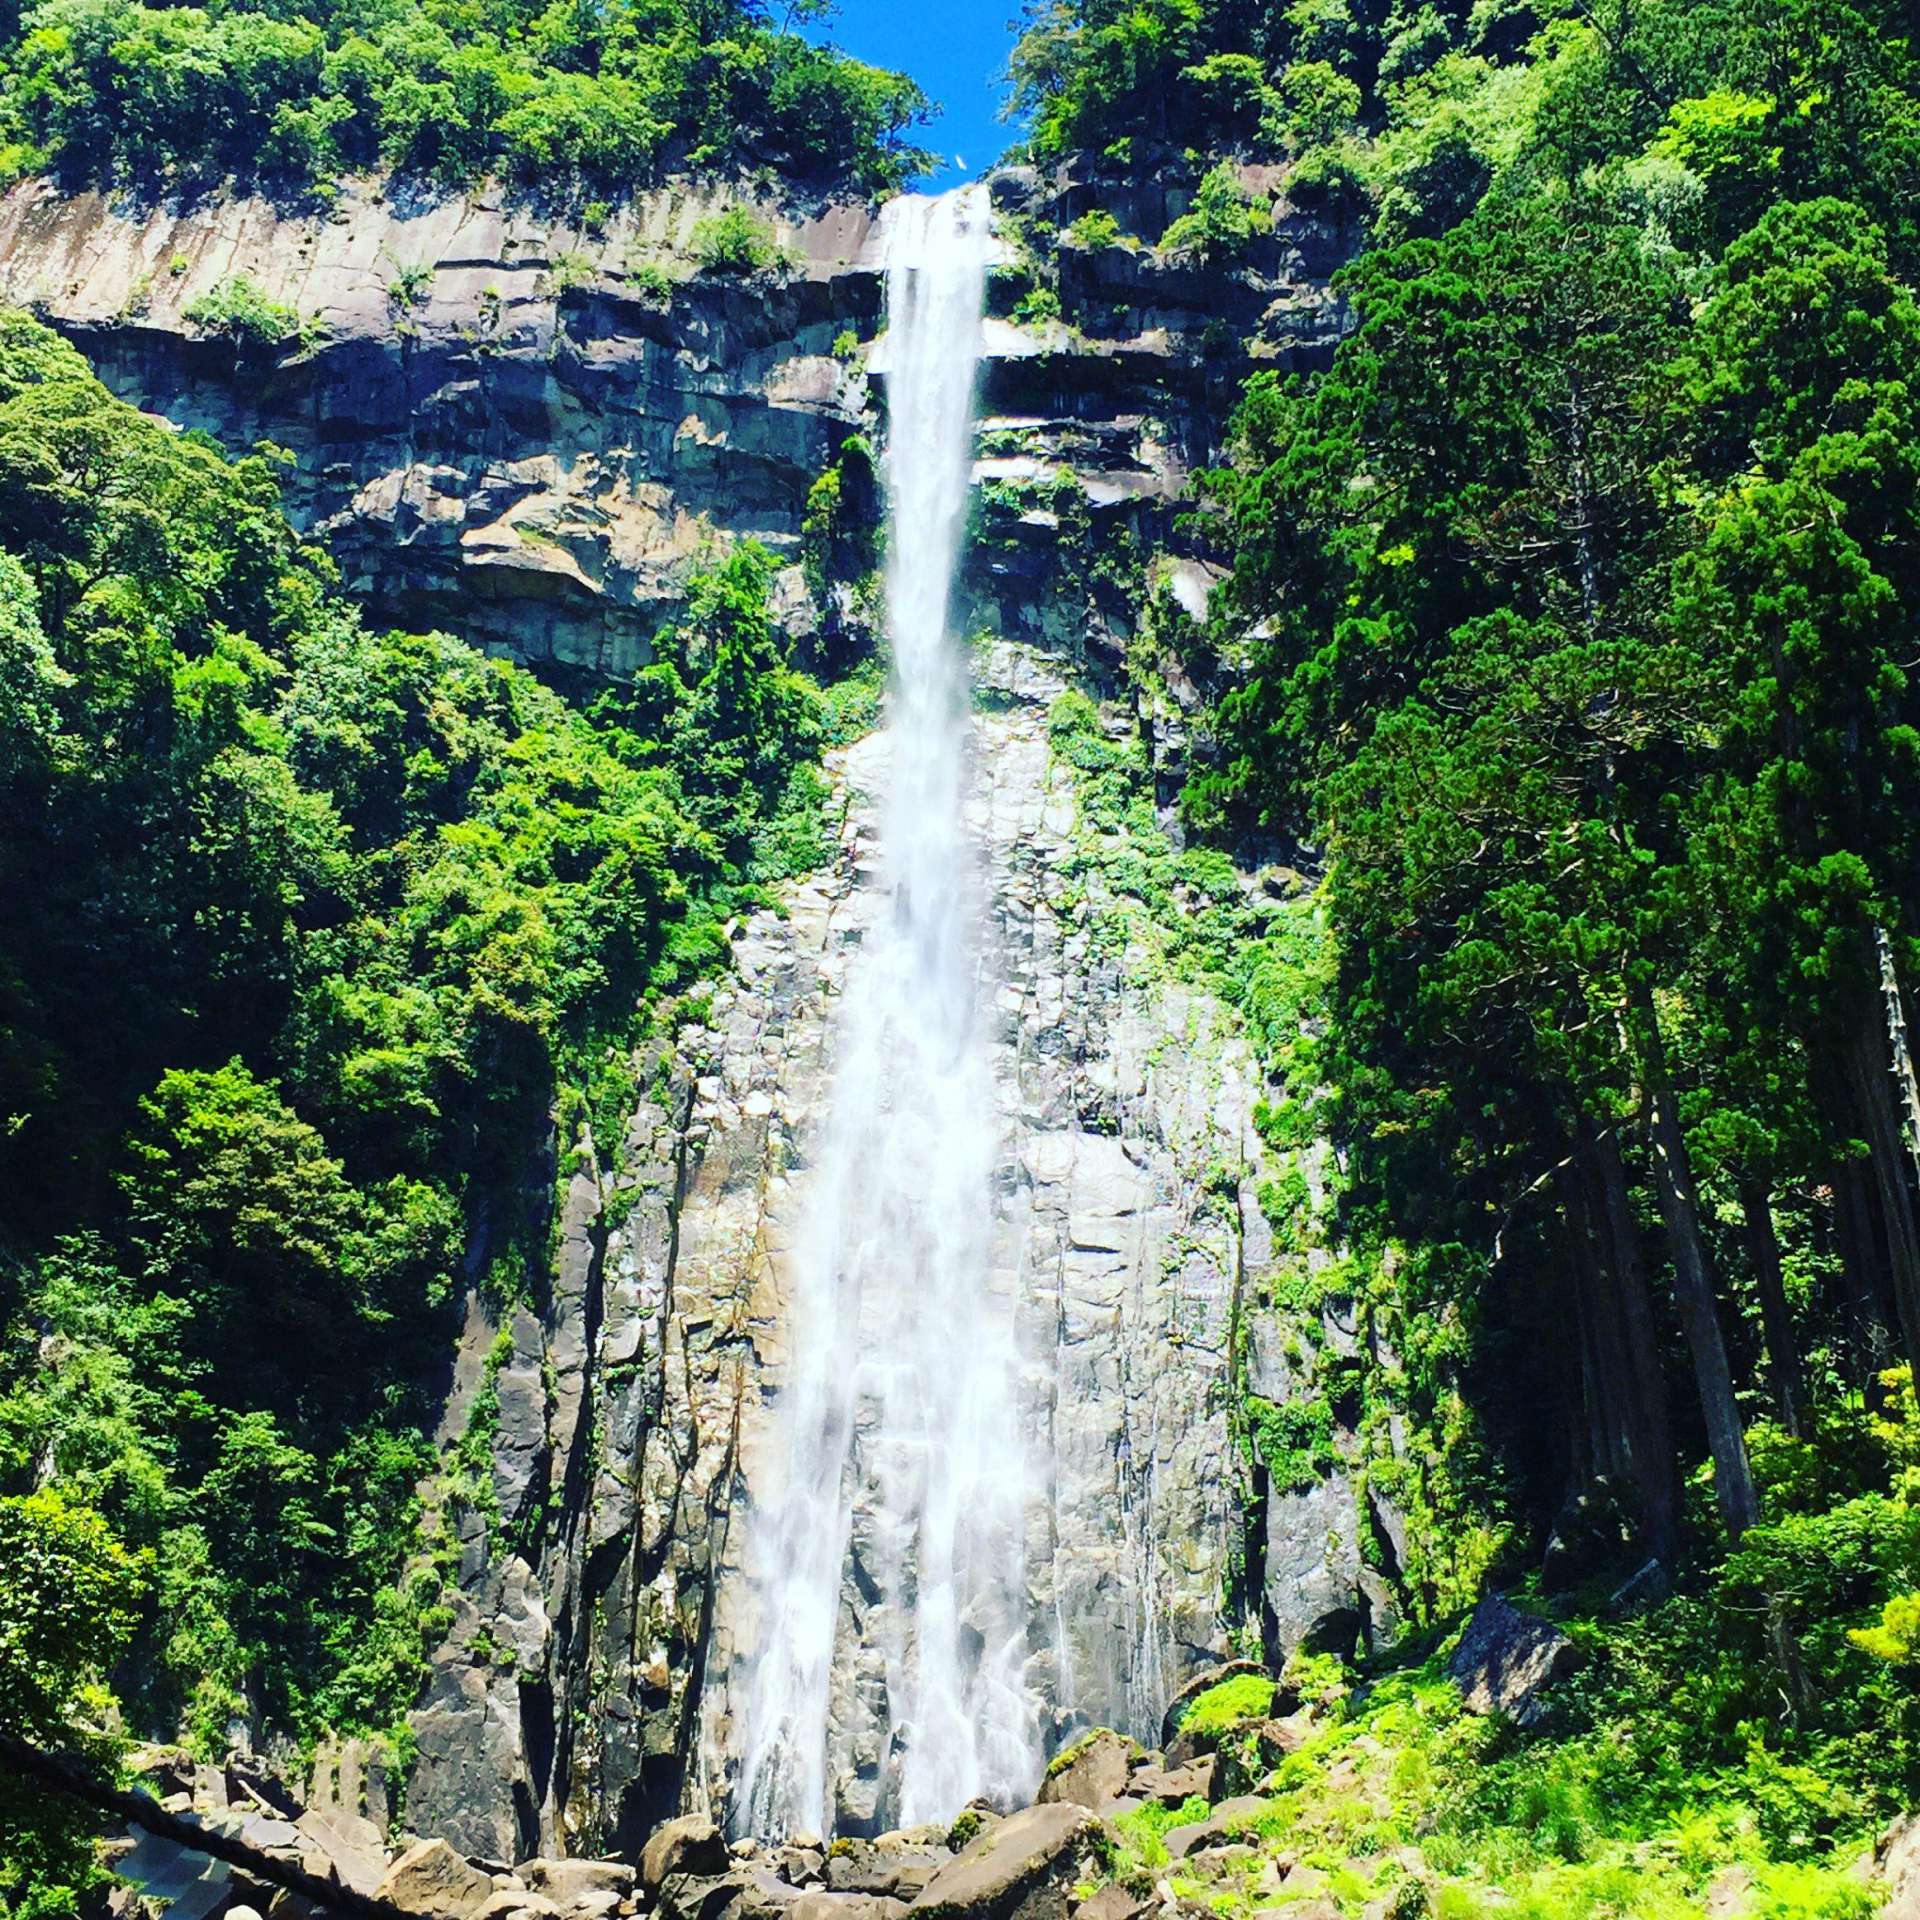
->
[[0, 0, 931, 199], [0, 310, 839, 1776], [946, 1808, 985, 1850], [386, 259, 433, 310], [1070, 1645, 1882, 1919], [1013, 0, 1920, 256], [1066, 206, 1126, 249], [801, 434, 877, 606], [1164, 0, 1920, 1856], [1245, 1392, 1338, 1493], [546, 248, 597, 294], [0, 1489, 143, 1917], [1011, 283, 1063, 326], [183, 273, 309, 347], [691, 208, 788, 276], [1178, 1673, 1278, 1737], [625, 257, 675, 302], [1158, 162, 1272, 258]]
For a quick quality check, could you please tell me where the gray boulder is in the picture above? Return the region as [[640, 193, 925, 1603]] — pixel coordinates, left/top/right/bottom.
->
[[1037, 1730, 1138, 1811], [657, 1876, 756, 1920], [790, 1898, 909, 1920], [1071, 1892, 1149, 1920], [823, 1837, 945, 1900], [523, 1861, 637, 1911], [1126, 1758, 1213, 1809], [294, 1806, 387, 1898], [376, 1840, 496, 1920], [1448, 1593, 1579, 1728], [472, 1895, 564, 1920], [644, 1819, 732, 1898], [908, 1804, 1100, 1920]]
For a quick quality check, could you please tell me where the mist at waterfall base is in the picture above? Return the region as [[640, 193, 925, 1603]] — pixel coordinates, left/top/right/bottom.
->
[[731, 186, 1041, 1843]]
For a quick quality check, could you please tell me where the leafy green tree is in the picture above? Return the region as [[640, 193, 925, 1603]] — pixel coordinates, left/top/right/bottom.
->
[[0, 1490, 143, 1919]]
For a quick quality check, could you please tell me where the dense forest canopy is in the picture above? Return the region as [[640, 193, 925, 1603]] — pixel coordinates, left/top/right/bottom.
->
[[0, 0, 931, 197], [1001, 0, 1920, 1887]]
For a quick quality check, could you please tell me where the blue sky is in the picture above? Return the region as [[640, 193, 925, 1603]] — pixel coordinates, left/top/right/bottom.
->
[[806, 0, 1024, 190]]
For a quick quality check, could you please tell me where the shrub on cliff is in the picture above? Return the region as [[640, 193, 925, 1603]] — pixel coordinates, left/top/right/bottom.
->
[[691, 208, 790, 275]]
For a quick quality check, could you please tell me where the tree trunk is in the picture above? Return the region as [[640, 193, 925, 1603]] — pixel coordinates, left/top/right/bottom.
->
[[1630, 983, 1762, 1540], [1841, 975, 1920, 1372], [1831, 1155, 1896, 1397], [1878, 924, 1920, 1172], [1577, 1122, 1680, 1560], [1875, 924, 1920, 1369], [1739, 1177, 1803, 1437], [1566, 1159, 1628, 1489]]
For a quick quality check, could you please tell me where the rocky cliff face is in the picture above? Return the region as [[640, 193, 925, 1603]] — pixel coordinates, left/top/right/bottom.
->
[[0, 162, 1399, 1854], [0, 153, 1346, 683], [0, 175, 883, 682]]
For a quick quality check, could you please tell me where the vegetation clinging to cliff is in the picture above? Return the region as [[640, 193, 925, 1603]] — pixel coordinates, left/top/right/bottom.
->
[[1037, 0, 1920, 1858], [0, 309, 836, 1908], [0, 0, 931, 200]]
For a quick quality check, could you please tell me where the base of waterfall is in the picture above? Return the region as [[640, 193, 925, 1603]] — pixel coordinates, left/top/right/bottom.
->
[[113, 1627, 1913, 1920]]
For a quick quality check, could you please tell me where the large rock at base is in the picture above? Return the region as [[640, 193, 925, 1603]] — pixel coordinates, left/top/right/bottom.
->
[[1447, 1594, 1579, 1729], [644, 1818, 733, 1896], [1038, 1730, 1138, 1811], [376, 1840, 495, 1920], [823, 1835, 948, 1900], [657, 1874, 760, 1920], [908, 1805, 1100, 1920], [524, 1861, 638, 1912], [790, 1897, 908, 1920], [295, 1805, 388, 1898], [1880, 1812, 1920, 1918], [1159, 1664, 1269, 1751], [473, 1895, 564, 1920], [1070, 1892, 1149, 1920], [1126, 1758, 1213, 1809]]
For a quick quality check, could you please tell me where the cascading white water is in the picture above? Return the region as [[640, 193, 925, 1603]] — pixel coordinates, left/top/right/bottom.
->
[[732, 184, 1039, 1840]]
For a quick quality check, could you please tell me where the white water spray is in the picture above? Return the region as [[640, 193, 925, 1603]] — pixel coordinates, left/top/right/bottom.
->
[[732, 185, 1039, 1840]]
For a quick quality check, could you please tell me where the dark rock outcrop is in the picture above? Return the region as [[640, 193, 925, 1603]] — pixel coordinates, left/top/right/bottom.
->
[[1447, 1594, 1579, 1728]]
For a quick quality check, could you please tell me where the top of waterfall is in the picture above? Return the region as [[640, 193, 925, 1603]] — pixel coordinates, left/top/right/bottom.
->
[[865, 185, 992, 384]]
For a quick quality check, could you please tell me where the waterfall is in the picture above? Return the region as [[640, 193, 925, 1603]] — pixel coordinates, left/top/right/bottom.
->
[[732, 184, 1039, 1841]]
